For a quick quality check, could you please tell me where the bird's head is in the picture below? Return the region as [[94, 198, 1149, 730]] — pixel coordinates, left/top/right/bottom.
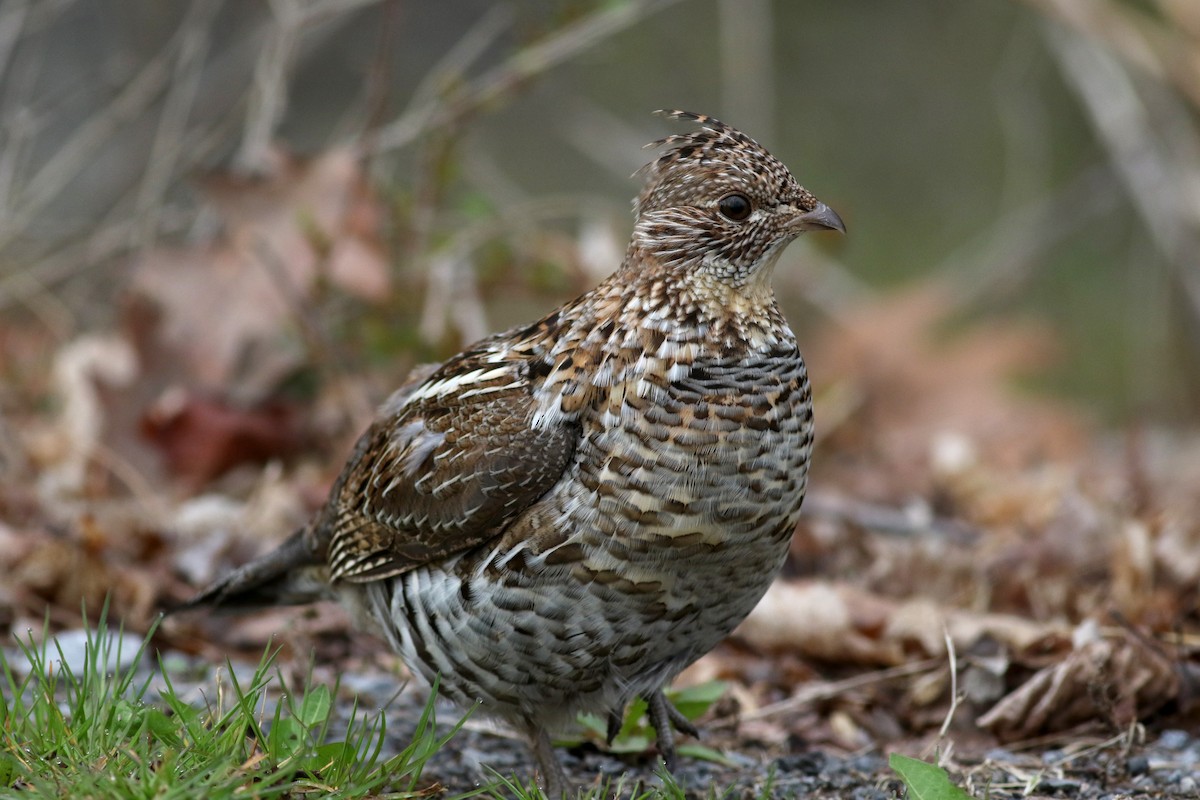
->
[[630, 110, 844, 294]]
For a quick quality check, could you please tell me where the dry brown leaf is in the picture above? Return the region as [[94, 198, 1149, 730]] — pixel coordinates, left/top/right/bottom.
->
[[167, 467, 308, 587], [328, 236, 390, 300], [978, 623, 1180, 739], [140, 387, 304, 488], [131, 243, 305, 390], [886, 599, 1066, 658], [739, 580, 1067, 669], [27, 335, 138, 505], [4, 528, 159, 629], [130, 148, 389, 390], [736, 580, 905, 665], [196, 148, 389, 305]]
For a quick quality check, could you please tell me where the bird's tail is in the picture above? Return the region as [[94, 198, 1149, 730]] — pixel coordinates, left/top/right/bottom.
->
[[175, 528, 331, 612]]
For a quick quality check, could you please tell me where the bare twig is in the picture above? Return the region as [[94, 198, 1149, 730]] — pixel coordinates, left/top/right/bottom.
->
[[938, 164, 1119, 310], [303, 0, 384, 19], [717, 0, 774, 143], [558, 98, 658, 179], [407, 5, 512, 119], [332, 0, 403, 147], [938, 626, 959, 741], [418, 251, 488, 347], [367, 0, 685, 156], [236, 0, 303, 172], [1043, 20, 1200, 351], [237, 0, 386, 173], [801, 488, 979, 544], [0, 29, 177, 249], [1020, 0, 1200, 110], [924, 626, 961, 768], [742, 658, 941, 722], [0, 0, 38, 218], [0, 0, 31, 88], [0, 198, 191, 313], [133, 0, 223, 246], [416, 193, 613, 346]]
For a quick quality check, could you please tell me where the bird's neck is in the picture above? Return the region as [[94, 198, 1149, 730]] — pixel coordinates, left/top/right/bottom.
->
[[594, 247, 793, 353]]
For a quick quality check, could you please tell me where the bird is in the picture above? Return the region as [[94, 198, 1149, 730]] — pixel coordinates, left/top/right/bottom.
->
[[183, 110, 845, 796]]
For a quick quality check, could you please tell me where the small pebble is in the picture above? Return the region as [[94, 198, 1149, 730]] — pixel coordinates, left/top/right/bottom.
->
[[11, 629, 146, 677], [1126, 754, 1150, 776], [1041, 748, 1066, 765], [849, 753, 885, 774], [337, 672, 395, 698], [1037, 777, 1083, 793], [1157, 729, 1189, 751], [774, 751, 828, 776], [848, 787, 889, 800]]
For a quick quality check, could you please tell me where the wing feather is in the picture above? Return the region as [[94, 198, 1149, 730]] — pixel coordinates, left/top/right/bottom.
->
[[322, 346, 577, 582]]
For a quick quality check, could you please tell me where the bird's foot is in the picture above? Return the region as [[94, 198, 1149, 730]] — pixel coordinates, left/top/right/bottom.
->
[[530, 725, 570, 799], [606, 708, 623, 746], [645, 690, 700, 771]]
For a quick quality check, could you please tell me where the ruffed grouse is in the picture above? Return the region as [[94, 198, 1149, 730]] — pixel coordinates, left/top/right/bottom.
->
[[186, 111, 844, 795]]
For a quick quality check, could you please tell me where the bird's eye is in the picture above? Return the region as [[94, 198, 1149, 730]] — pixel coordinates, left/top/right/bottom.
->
[[718, 193, 752, 222]]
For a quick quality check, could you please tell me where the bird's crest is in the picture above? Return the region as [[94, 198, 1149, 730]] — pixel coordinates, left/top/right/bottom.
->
[[634, 110, 802, 218]]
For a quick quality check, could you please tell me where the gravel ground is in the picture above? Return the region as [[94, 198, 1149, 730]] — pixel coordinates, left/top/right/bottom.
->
[[317, 663, 1200, 799], [387, 698, 1200, 799]]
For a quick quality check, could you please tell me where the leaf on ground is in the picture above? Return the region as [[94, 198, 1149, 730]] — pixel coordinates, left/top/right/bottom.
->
[[676, 742, 738, 766], [735, 579, 1064, 666], [889, 754, 975, 800], [140, 388, 304, 488], [668, 680, 729, 721], [25, 335, 137, 503], [978, 622, 1181, 739], [735, 580, 904, 665], [1, 526, 159, 630], [297, 685, 332, 727], [569, 681, 728, 759]]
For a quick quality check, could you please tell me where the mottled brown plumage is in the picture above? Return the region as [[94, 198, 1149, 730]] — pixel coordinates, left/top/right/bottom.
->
[[185, 110, 844, 795]]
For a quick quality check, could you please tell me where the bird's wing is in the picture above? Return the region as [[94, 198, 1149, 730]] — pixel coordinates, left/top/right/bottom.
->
[[323, 346, 578, 582]]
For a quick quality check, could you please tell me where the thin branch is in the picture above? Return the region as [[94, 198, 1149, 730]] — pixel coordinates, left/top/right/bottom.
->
[[717, 0, 774, 143], [407, 5, 512, 117], [936, 626, 960, 758], [1020, 0, 1200, 110], [237, 0, 387, 173], [1043, 20, 1200, 348], [367, 0, 685, 156], [742, 659, 942, 722], [801, 488, 980, 545], [417, 193, 613, 346], [0, 23, 179, 248], [0, 0, 38, 218], [133, 0, 223, 246], [236, 0, 302, 172], [0, 0, 31, 88], [303, 0, 384, 20]]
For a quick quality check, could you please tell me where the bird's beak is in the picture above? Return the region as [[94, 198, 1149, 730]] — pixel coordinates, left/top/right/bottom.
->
[[796, 201, 846, 234]]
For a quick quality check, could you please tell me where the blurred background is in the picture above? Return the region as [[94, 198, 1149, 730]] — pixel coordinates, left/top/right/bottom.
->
[[2, 0, 1198, 427], [2, 0, 1199, 771]]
